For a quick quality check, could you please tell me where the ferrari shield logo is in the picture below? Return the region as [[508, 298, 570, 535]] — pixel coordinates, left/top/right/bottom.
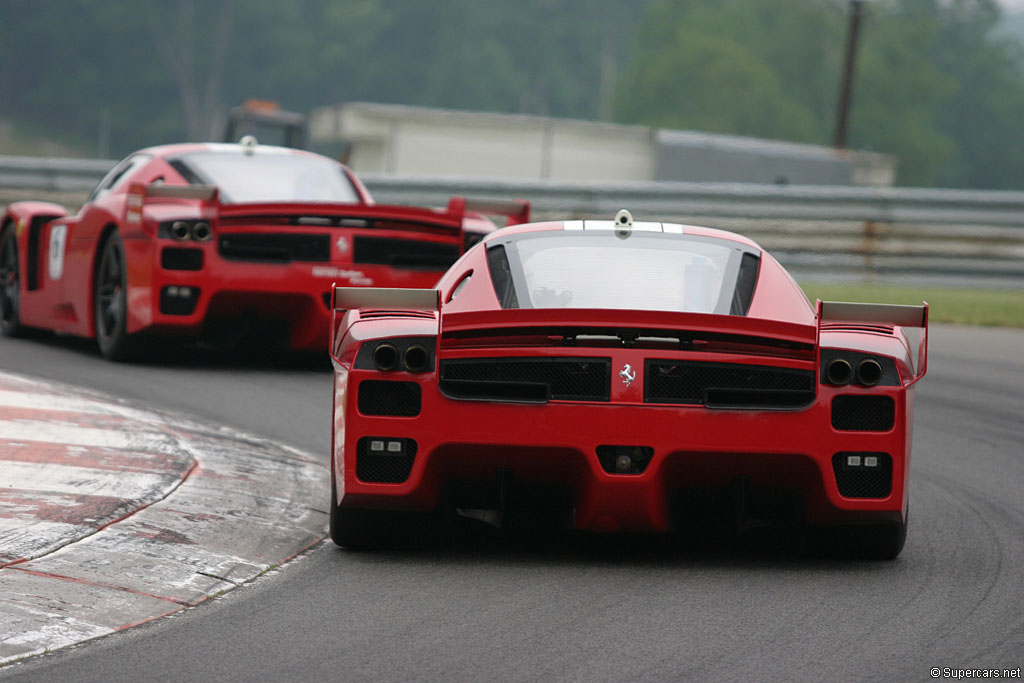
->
[[619, 363, 636, 387]]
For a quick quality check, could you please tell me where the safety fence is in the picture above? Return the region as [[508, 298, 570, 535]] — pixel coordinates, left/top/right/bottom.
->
[[2, 155, 1023, 288]]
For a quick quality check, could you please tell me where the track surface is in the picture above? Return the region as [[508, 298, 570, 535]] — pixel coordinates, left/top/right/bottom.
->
[[1, 325, 1022, 681]]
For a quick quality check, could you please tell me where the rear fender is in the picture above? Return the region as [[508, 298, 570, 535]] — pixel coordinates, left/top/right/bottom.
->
[[329, 285, 441, 363], [3, 202, 69, 295], [3, 202, 69, 249], [817, 300, 929, 385]]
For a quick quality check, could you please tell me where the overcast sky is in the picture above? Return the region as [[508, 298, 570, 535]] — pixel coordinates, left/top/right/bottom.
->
[[1002, 0, 1024, 11]]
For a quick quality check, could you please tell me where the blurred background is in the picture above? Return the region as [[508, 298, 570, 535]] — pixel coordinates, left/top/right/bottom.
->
[[2, 0, 1024, 318], [2, 0, 1024, 189]]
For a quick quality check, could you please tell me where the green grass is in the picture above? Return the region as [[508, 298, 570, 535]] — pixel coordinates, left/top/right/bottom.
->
[[799, 282, 1024, 328]]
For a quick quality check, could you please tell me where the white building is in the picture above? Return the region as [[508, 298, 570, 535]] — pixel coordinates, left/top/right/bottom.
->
[[310, 102, 895, 186]]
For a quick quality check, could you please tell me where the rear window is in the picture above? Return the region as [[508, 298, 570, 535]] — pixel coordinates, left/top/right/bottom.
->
[[172, 149, 359, 204], [487, 231, 760, 316]]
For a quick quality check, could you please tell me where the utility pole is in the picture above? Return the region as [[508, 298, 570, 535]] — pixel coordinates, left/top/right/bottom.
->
[[833, 0, 866, 149]]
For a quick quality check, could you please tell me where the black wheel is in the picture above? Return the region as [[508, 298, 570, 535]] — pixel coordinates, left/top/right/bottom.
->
[[809, 509, 908, 561], [0, 224, 23, 337], [94, 233, 139, 361], [329, 474, 429, 549]]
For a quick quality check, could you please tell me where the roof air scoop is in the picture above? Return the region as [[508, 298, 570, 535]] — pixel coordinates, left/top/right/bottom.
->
[[240, 135, 259, 155], [614, 209, 633, 239]]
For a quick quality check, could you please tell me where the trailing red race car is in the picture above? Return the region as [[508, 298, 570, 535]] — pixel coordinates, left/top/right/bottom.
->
[[327, 210, 928, 559], [0, 141, 528, 359]]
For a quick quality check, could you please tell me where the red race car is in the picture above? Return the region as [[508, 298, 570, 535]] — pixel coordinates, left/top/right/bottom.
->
[[0, 141, 528, 359], [327, 211, 928, 559]]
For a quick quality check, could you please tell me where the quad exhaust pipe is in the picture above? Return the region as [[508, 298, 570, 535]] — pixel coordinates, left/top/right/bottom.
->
[[856, 358, 883, 386], [171, 221, 191, 241], [191, 222, 212, 241], [825, 356, 884, 386], [825, 358, 853, 385], [371, 343, 399, 371], [403, 344, 430, 373], [169, 220, 212, 242]]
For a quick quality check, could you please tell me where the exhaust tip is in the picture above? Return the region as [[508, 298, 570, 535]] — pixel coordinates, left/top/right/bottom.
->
[[856, 358, 883, 386], [403, 344, 430, 373], [825, 358, 853, 385], [171, 221, 190, 241], [371, 343, 399, 372], [192, 222, 212, 242]]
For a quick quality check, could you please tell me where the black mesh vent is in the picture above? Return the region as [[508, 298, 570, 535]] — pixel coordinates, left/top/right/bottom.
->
[[161, 247, 204, 271], [353, 236, 458, 270], [832, 395, 895, 431], [357, 437, 417, 483], [218, 233, 329, 262], [645, 360, 814, 408], [358, 380, 421, 417], [440, 358, 610, 402], [833, 452, 892, 498], [159, 286, 200, 315]]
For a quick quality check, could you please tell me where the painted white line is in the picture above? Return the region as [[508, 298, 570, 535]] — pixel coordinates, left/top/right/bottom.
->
[[0, 613, 112, 651], [0, 518, 83, 561], [0, 420, 177, 452], [0, 461, 174, 500], [0, 390, 163, 422]]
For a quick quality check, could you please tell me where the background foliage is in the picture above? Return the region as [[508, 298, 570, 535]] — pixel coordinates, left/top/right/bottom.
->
[[1, 0, 1023, 188]]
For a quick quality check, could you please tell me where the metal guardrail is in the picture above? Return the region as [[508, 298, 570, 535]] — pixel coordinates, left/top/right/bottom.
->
[[364, 175, 1024, 228], [0, 155, 116, 192], [2, 155, 1023, 288]]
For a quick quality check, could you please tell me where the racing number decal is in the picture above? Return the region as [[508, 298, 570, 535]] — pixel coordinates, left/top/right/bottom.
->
[[48, 224, 68, 280]]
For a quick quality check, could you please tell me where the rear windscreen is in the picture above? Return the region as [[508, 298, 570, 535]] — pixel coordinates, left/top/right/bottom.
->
[[172, 150, 360, 204], [487, 231, 760, 316]]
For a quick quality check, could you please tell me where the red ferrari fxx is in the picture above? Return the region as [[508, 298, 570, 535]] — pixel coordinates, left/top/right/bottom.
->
[[327, 211, 928, 559], [0, 141, 528, 359]]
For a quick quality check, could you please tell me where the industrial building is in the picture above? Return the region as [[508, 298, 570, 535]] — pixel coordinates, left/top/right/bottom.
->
[[310, 102, 896, 186]]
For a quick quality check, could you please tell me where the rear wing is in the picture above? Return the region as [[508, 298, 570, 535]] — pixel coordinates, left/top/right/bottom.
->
[[447, 197, 531, 226], [330, 285, 440, 358], [125, 182, 219, 223], [817, 300, 929, 384], [216, 201, 466, 234], [331, 286, 440, 312]]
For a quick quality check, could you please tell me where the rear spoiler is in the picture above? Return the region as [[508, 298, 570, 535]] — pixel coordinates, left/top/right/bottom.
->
[[817, 300, 929, 384], [331, 286, 440, 312], [447, 197, 531, 226], [125, 182, 218, 222], [440, 308, 818, 355]]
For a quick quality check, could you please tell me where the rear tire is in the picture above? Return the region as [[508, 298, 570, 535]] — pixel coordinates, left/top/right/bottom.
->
[[810, 510, 908, 560], [329, 474, 429, 549], [94, 233, 140, 361], [0, 223, 24, 337]]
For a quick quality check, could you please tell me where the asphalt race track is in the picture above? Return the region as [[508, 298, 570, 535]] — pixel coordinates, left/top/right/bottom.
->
[[1, 324, 1022, 681]]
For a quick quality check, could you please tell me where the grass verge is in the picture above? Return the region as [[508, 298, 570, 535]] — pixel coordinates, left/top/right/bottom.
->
[[799, 283, 1024, 328]]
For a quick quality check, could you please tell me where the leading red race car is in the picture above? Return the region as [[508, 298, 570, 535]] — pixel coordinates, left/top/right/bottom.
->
[[327, 211, 928, 559], [0, 141, 528, 359]]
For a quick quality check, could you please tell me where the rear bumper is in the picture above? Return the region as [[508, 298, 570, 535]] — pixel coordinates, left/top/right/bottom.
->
[[333, 369, 913, 532], [125, 241, 445, 349]]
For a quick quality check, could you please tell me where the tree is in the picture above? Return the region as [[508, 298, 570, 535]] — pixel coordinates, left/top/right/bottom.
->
[[146, 0, 236, 141], [614, 0, 1024, 188]]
